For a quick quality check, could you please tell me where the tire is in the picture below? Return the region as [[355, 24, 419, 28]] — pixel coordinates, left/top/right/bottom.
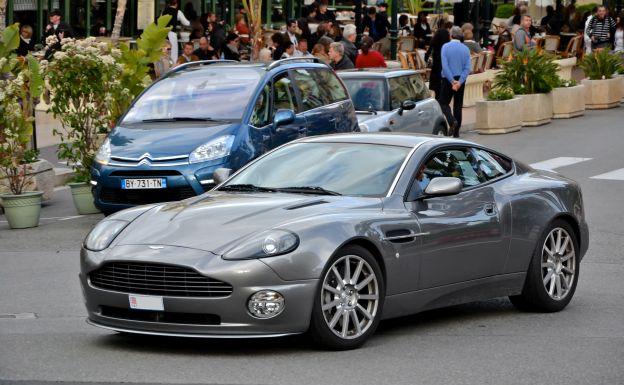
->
[[509, 219, 580, 312], [309, 245, 385, 350], [432, 123, 448, 136]]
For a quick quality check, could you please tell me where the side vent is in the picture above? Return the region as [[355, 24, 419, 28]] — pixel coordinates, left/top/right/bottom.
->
[[384, 229, 416, 243], [285, 200, 328, 210]]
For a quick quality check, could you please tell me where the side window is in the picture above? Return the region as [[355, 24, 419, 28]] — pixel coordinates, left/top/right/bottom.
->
[[311, 69, 348, 104], [407, 74, 431, 101], [250, 84, 271, 127], [388, 76, 413, 110], [272, 72, 299, 114], [472, 148, 513, 180], [415, 148, 488, 192], [291, 69, 324, 111]]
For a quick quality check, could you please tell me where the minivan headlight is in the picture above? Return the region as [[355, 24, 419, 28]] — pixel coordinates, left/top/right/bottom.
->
[[189, 135, 235, 164], [95, 138, 111, 165], [223, 229, 299, 260], [84, 220, 129, 251]]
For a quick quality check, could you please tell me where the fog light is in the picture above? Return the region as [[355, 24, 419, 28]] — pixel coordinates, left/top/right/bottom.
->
[[247, 290, 285, 319]]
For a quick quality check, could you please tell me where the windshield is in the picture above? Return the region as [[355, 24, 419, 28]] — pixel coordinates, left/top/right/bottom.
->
[[223, 142, 411, 197], [121, 67, 262, 124], [342, 78, 387, 111]]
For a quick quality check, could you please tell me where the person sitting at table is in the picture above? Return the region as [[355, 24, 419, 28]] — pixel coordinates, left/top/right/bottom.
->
[[234, 13, 250, 44], [363, 6, 390, 42], [280, 41, 295, 59], [514, 15, 537, 51], [16, 25, 35, 57], [614, 13, 624, 53], [311, 43, 330, 64], [222, 33, 241, 61], [462, 29, 482, 54], [355, 36, 387, 68], [176, 42, 199, 66], [315, 3, 336, 23], [341, 24, 358, 64], [541, 5, 563, 35], [398, 14, 412, 37], [329, 42, 354, 71], [413, 11, 431, 47], [193, 37, 217, 60]]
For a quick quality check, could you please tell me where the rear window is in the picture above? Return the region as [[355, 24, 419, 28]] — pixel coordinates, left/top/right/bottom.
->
[[342, 78, 387, 111]]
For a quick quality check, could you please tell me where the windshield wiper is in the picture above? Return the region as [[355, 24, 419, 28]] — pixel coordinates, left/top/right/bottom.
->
[[274, 186, 342, 196], [219, 184, 277, 193], [140, 117, 224, 123]]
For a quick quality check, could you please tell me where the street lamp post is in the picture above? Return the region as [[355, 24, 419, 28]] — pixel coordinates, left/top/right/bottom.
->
[[390, 0, 398, 60], [355, 0, 362, 45]]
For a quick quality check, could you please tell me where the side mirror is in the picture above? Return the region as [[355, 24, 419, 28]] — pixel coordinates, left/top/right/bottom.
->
[[213, 167, 232, 185], [273, 109, 296, 127], [398, 100, 416, 116], [423, 177, 462, 197]]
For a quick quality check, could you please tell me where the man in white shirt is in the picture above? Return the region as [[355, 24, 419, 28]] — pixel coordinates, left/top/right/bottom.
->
[[285, 19, 300, 55], [162, 0, 191, 63]]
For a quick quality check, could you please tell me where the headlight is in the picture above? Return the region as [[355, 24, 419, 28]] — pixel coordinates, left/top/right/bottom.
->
[[84, 220, 129, 251], [222, 229, 299, 260], [95, 138, 111, 165], [189, 135, 235, 164], [248, 290, 285, 319]]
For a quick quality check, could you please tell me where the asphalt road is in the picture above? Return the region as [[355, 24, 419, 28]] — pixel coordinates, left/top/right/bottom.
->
[[1, 108, 623, 385]]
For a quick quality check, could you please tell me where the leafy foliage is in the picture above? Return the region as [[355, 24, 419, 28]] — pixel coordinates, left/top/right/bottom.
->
[[495, 4, 514, 18], [555, 77, 577, 88], [579, 49, 623, 80], [0, 24, 20, 73], [576, 3, 600, 16], [494, 49, 560, 94], [487, 87, 515, 101]]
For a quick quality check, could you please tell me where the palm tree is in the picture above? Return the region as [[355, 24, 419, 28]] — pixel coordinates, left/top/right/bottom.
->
[[242, 0, 262, 60], [111, 0, 127, 39], [0, 0, 7, 31]]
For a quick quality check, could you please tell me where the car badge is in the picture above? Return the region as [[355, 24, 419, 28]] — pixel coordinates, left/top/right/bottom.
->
[[148, 245, 164, 250]]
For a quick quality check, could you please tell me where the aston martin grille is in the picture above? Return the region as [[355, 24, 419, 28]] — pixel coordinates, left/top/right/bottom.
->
[[89, 262, 233, 297]]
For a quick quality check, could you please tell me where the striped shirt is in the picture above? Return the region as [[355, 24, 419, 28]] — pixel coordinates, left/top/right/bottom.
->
[[586, 16, 616, 43]]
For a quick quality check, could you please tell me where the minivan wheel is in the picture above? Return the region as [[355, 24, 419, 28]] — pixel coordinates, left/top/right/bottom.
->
[[309, 245, 384, 350], [509, 220, 580, 312], [433, 123, 448, 136]]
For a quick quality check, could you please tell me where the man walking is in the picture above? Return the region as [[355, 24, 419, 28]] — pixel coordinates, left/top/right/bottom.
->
[[341, 24, 358, 64], [514, 15, 537, 51], [439, 27, 471, 138], [586, 6, 616, 50]]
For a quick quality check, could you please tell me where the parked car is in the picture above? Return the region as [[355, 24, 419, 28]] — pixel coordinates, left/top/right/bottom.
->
[[338, 69, 448, 135], [91, 58, 358, 214], [81, 133, 588, 350]]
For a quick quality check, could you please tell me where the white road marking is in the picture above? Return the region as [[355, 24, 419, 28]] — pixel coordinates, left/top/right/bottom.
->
[[530, 157, 593, 171], [590, 168, 624, 181], [0, 215, 87, 223]]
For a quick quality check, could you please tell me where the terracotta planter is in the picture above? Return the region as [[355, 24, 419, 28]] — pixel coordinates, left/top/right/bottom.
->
[[0, 159, 55, 201], [552, 85, 586, 119], [521, 93, 553, 126], [582, 78, 623, 109], [475, 97, 523, 134]]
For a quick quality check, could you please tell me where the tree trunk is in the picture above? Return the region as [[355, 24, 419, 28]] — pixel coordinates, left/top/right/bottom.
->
[[0, 0, 7, 31], [110, 0, 127, 40]]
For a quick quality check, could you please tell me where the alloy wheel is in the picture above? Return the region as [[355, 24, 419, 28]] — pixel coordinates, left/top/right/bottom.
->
[[320, 255, 379, 340], [541, 227, 576, 301]]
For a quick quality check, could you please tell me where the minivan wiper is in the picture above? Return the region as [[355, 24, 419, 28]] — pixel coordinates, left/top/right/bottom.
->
[[274, 186, 342, 196], [219, 184, 277, 193], [140, 117, 224, 123]]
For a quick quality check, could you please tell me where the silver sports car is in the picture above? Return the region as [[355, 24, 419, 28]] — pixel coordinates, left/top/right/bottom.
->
[[80, 133, 588, 350]]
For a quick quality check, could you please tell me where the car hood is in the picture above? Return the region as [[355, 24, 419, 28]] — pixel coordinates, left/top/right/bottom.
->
[[115, 192, 381, 254], [108, 121, 238, 158]]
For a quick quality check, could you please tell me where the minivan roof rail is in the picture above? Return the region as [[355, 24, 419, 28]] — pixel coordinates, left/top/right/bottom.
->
[[171, 59, 237, 72], [266, 57, 324, 71]]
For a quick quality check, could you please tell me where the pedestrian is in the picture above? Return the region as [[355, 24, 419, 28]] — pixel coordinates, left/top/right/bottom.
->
[[43, 9, 74, 59], [222, 33, 241, 61], [363, 6, 390, 42], [16, 25, 35, 57], [176, 42, 199, 66], [439, 26, 471, 137], [161, 0, 191, 63], [355, 36, 387, 68], [614, 13, 624, 53], [514, 15, 537, 51], [425, 22, 450, 99], [341, 24, 358, 64], [193, 36, 217, 60], [583, 7, 598, 54], [329, 42, 354, 71], [586, 6, 616, 51]]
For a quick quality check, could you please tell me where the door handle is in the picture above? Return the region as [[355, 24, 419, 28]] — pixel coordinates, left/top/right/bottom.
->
[[418, 110, 425, 115], [484, 203, 497, 215]]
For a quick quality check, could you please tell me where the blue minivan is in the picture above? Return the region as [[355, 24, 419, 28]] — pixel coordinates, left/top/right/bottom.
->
[[91, 59, 358, 214]]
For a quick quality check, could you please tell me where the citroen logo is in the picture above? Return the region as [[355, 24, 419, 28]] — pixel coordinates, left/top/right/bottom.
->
[[138, 158, 151, 166]]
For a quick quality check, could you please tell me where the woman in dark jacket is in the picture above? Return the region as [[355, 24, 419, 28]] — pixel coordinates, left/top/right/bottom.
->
[[425, 26, 450, 100]]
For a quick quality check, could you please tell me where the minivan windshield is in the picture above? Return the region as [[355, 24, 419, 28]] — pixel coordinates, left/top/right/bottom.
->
[[121, 67, 262, 124], [222, 142, 411, 197]]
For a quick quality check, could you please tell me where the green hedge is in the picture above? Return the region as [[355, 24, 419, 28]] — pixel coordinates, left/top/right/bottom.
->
[[576, 3, 600, 15], [495, 3, 514, 18]]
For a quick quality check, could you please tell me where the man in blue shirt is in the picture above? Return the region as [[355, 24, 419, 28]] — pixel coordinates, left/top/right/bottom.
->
[[439, 27, 472, 137]]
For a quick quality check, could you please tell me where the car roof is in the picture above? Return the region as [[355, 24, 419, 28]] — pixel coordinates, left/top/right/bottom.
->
[[296, 132, 471, 148], [171, 59, 332, 76], [337, 68, 421, 79]]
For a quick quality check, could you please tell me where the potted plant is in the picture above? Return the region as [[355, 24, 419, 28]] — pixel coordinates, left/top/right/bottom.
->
[[552, 78, 585, 119], [494, 49, 559, 126], [579, 49, 623, 109], [0, 25, 46, 229], [475, 87, 523, 134], [45, 37, 124, 215]]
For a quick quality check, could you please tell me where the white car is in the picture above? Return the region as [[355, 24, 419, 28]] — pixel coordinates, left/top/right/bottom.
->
[[338, 69, 448, 135]]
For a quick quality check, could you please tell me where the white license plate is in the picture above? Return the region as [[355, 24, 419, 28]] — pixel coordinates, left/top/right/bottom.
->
[[122, 178, 166, 189], [128, 294, 164, 311]]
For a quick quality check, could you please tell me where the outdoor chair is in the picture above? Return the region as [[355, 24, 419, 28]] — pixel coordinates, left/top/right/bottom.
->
[[560, 35, 581, 59], [470, 54, 479, 73], [483, 51, 494, 71], [475, 52, 486, 73], [398, 51, 410, 69], [543, 35, 560, 53], [398, 36, 416, 52], [497, 41, 514, 61]]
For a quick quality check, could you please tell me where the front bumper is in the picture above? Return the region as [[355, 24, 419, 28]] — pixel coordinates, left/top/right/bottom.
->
[[80, 245, 318, 337]]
